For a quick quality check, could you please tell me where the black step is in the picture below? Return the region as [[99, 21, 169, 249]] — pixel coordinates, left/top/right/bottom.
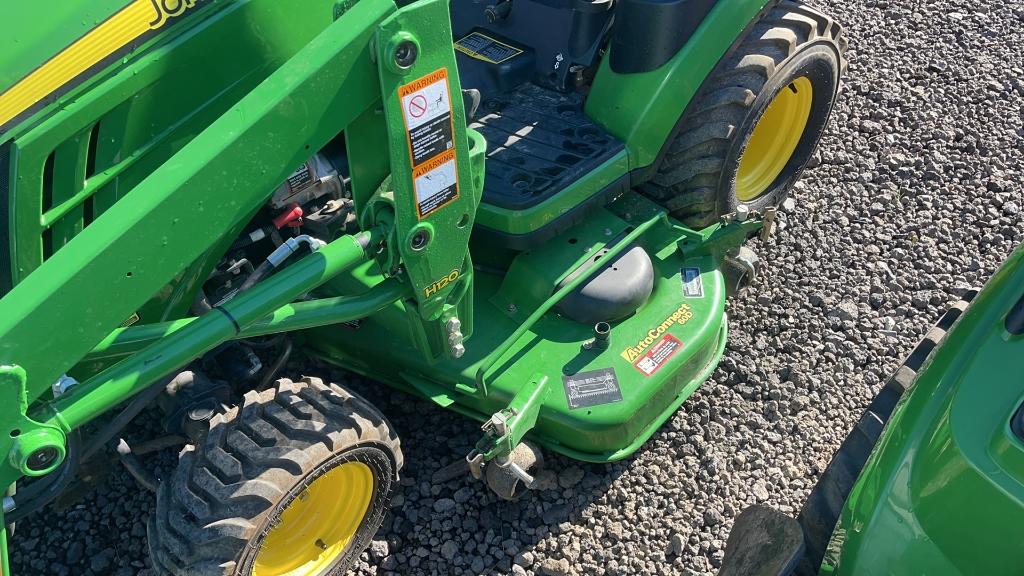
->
[[471, 83, 624, 211]]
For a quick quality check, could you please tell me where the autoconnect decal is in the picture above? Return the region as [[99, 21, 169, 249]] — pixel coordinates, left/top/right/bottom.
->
[[619, 303, 694, 363]]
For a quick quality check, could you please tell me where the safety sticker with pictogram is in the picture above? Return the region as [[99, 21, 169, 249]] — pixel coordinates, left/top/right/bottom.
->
[[399, 68, 459, 218], [413, 151, 458, 219], [633, 334, 684, 376]]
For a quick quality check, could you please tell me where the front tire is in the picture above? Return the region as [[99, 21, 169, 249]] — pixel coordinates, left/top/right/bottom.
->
[[641, 0, 847, 228], [148, 377, 402, 576]]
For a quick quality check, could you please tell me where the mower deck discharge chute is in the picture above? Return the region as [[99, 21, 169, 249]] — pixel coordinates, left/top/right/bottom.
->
[[0, 0, 845, 573]]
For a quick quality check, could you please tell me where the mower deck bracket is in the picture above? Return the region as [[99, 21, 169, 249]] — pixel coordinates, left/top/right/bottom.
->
[[473, 372, 550, 462], [674, 212, 768, 259]]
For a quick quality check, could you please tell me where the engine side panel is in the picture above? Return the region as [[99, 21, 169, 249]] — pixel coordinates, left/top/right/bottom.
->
[[0, 0, 347, 311]]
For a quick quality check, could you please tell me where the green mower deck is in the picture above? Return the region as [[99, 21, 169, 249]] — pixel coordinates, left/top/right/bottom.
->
[[311, 194, 732, 462]]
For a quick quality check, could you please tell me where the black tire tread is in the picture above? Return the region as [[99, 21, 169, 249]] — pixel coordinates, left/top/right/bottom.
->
[[793, 292, 976, 575], [640, 0, 847, 228], [148, 377, 402, 576]]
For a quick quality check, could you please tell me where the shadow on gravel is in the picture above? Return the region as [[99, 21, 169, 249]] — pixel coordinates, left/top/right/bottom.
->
[[325, 361, 639, 576], [8, 354, 640, 576]]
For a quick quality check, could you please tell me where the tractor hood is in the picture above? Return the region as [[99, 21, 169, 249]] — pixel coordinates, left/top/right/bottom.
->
[[0, 0, 207, 137]]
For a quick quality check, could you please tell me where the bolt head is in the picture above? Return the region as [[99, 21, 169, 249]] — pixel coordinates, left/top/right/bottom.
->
[[451, 344, 466, 358], [445, 317, 462, 333], [27, 446, 60, 472], [393, 40, 418, 68], [410, 230, 429, 251]]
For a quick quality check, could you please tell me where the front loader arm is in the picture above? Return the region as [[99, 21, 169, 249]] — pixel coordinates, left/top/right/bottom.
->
[[0, 0, 393, 403], [0, 0, 485, 570], [0, 4, 408, 571], [0, 0, 485, 500]]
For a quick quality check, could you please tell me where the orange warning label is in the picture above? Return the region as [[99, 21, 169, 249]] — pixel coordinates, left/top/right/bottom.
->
[[399, 68, 459, 219]]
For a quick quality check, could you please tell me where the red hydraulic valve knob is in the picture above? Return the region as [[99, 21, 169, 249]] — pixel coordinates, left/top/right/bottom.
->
[[273, 205, 303, 229]]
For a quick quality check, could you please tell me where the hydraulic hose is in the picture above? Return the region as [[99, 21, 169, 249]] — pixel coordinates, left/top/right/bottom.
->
[[237, 235, 326, 294], [256, 337, 293, 391], [240, 333, 287, 350], [238, 260, 274, 294], [80, 372, 178, 462], [116, 439, 160, 493]]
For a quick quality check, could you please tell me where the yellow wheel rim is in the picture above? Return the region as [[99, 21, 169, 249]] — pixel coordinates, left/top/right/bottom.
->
[[254, 461, 374, 576], [735, 76, 814, 201]]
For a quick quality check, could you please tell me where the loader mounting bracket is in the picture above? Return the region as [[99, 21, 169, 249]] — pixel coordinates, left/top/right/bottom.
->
[[0, 366, 67, 488]]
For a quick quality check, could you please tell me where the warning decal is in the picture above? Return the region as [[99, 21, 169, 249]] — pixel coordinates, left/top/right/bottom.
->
[[399, 68, 459, 218], [632, 334, 684, 377], [455, 31, 524, 64], [681, 267, 704, 298], [285, 162, 314, 194], [413, 150, 459, 218], [562, 368, 623, 410]]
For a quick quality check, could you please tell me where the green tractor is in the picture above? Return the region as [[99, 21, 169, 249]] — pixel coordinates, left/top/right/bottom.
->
[[719, 244, 1024, 576], [0, 0, 845, 573]]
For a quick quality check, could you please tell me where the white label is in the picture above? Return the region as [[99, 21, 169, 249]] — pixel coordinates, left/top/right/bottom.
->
[[399, 69, 459, 219], [414, 154, 458, 217], [401, 78, 450, 131], [682, 267, 704, 298]]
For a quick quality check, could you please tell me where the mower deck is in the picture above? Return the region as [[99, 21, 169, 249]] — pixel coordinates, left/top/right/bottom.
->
[[309, 193, 727, 462]]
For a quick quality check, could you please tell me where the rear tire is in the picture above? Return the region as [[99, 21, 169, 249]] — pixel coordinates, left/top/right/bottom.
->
[[148, 377, 402, 576], [641, 0, 847, 228]]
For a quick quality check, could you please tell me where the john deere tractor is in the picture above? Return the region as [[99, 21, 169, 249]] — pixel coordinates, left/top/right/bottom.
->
[[0, 0, 845, 573], [719, 245, 1024, 576]]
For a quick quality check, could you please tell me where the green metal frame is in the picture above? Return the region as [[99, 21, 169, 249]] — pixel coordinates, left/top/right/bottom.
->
[[0, 4, 405, 570], [0, 0, 499, 448]]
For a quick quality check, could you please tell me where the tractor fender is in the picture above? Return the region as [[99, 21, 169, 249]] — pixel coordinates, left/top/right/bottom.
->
[[585, 0, 774, 172]]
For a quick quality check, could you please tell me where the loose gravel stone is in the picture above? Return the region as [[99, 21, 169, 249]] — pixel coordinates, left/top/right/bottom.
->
[[369, 539, 390, 561], [670, 532, 687, 556], [540, 557, 573, 576], [10, 1, 1023, 575], [433, 498, 456, 515], [557, 466, 585, 489], [440, 540, 458, 561]]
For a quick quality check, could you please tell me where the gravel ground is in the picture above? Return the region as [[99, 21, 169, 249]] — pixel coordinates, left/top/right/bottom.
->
[[10, 0, 1024, 574]]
